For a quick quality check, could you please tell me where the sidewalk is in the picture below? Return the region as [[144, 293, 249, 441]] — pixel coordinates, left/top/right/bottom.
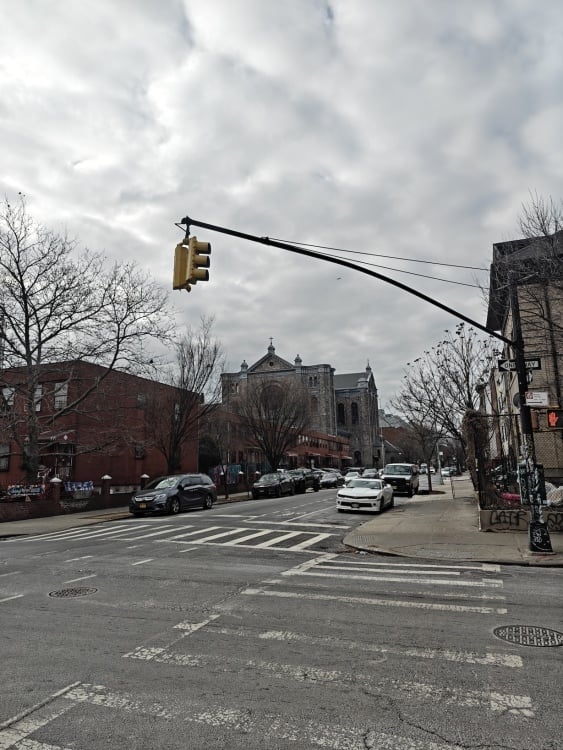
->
[[343, 475, 563, 567], [1, 480, 562, 567]]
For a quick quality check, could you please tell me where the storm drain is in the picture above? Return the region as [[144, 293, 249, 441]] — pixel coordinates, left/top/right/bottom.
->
[[49, 587, 98, 598], [493, 625, 563, 647]]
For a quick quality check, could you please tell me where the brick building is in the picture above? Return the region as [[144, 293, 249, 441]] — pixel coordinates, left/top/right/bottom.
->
[[0, 361, 198, 489]]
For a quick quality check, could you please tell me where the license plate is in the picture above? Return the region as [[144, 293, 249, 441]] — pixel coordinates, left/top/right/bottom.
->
[[352, 503, 359, 508], [139, 503, 146, 509]]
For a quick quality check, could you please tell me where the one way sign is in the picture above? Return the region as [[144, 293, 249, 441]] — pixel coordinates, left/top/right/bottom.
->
[[498, 358, 542, 372]]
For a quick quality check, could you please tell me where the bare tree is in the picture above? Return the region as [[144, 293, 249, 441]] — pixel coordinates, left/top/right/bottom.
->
[[236, 379, 310, 471], [143, 317, 224, 474], [391, 323, 496, 459], [0, 197, 172, 480]]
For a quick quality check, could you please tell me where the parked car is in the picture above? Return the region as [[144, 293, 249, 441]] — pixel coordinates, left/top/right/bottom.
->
[[361, 468, 379, 479], [319, 471, 345, 488], [336, 478, 394, 513], [379, 463, 420, 497], [287, 469, 320, 493], [252, 472, 294, 499], [440, 466, 454, 477], [129, 473, 217, 516], [343, 471, 362, 485]]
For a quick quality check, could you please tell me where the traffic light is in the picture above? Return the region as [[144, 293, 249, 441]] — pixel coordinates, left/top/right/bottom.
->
[[187, 236, 211, 285], [173, 241, 190, 290], [172, 236, 211, 291], [546, 409, 563, 429]]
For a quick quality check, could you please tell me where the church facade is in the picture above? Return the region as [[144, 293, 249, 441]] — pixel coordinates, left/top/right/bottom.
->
[[221, 341, 382, 469]]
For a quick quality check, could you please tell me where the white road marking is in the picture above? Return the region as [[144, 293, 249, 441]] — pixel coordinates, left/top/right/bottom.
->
[[212, 626, 523, 668], [122, 649, 533, 715], [62, 574, 97, 583], [117, 527, 177, 541], [242, 587, 508, 614], [164, 526, 220, 541], [61, 682, 477, 748], [288, 532, 334, 550], [220, 529, 276, 545], [131, 559, 153, 566], [0, 571, 20, 577], [247, 520, 348, 529], [0, 682, 80, 749], [0, 594, 24, 604], [284, 570, 503, 588], [187, 527, 248, 543], [254, 531, 306, 548], [178, 546, 198, 553], [64, 556, 93, 562]]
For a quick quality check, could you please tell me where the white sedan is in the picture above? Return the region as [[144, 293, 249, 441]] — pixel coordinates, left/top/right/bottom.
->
[[336, 478, 394, 513]]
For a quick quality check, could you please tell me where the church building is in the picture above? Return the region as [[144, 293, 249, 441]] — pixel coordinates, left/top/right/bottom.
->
[[221, 341, 382, 469]]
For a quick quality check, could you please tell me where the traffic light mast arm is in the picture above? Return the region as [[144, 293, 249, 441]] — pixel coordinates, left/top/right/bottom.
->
[[178, 214, 552, 553], [179, 215, 514, 348]]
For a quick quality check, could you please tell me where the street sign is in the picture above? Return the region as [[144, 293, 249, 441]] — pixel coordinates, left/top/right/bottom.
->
[[498, 358, 542, 372], [525, 391, 549, 406]]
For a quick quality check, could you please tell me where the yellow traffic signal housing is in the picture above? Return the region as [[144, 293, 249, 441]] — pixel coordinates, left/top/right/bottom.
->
[[187, 236, 211, 284], [173, 242, 190, 290]]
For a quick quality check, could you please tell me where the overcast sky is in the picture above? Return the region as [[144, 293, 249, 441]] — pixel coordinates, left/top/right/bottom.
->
[[1, 1, 562, 408]]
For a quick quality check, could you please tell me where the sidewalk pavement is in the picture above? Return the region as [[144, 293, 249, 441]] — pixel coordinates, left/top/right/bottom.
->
[[1, 478, 562, 567], [343, 475, 563, 567]]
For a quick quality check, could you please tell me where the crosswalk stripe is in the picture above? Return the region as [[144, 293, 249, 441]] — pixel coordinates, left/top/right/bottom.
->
[[187, 527, 248, 543], [221, 529, 276, 545], [210, 626, 522, 668], [284, 570, 503, 588], [242, 587, 507, 614], [122, 650, 533, 715], [288, 532, 334, 550], [61, 682, 521, 748], [253, 531, 305, 548]]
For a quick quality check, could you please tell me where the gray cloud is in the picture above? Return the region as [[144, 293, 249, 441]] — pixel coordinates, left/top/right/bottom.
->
[[1, 0, 561, 406]]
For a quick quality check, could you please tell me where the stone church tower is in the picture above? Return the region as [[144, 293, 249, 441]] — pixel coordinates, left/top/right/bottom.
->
[[221, 341, 336, 435], [222, 342, 381, 468]]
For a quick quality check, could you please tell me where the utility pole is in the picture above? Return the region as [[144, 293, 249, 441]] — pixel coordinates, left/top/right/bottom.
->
[[509, 281, 553, 553]]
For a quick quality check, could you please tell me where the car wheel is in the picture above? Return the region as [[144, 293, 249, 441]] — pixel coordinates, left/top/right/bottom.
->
[[168, 497, 181, 515], [407, 486, 413, 498], [202, 494, 213, 510], [252, 492, 258, 500], [131, 512, 143, 517], [389, 494, 394, 508], [275, 486, 281, 497], [378, 499, 383, 513], [314, 485, 319, 492]]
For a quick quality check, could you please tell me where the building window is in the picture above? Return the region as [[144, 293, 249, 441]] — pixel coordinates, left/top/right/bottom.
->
[[1, 387, 15, 412], [134, 444, 145, 459], [310, 396, 318, 416], [34, 385, 43, 412], [351, 402, 359, 424], [136, 393, 147, 408], [0, 444, 9, 471], [337, 403, 346, 425], [54, 382, 68, 409]]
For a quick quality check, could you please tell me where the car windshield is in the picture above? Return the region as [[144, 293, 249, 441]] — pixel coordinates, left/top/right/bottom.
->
[[149, 476, 181, 489], [348, 479, 383, 489], [261, 474, 280, 482], [383, 465, 411, 474]]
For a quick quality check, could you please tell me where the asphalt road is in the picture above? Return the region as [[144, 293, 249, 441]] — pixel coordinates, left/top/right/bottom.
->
[[1, 488, 562, 749]]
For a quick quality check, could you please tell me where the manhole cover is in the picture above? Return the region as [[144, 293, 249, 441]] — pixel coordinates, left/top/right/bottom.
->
[[49, 587, 98, 598], [493, 625, 563, 647]]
